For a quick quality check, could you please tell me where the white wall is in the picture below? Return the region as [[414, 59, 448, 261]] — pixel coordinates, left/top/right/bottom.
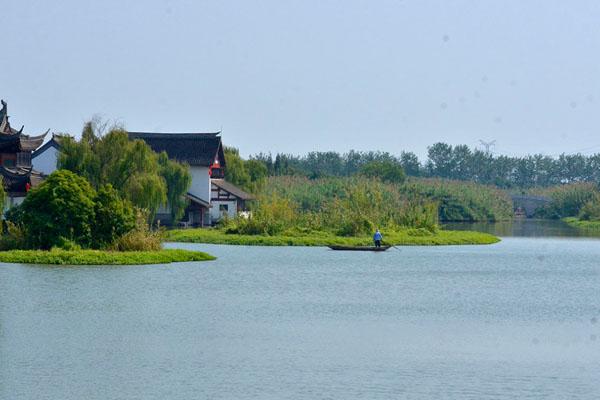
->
[[32, 146, 59, 175], [3, 196, 25, 216], [210, 200, 238, 222], [189, 166, 211, 202]]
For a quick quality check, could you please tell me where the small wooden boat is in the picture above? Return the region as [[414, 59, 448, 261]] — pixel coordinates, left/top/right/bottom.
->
[[328, 245, 391, 251]]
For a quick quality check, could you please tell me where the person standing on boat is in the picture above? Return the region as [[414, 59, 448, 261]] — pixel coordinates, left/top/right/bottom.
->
[[373, 229, 383, 248]]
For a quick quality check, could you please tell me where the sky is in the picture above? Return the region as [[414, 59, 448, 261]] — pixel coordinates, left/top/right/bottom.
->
[[2, 0, 600, 159]]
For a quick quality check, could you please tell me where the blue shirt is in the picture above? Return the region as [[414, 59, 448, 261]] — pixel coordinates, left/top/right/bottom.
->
[[373, 231, 382, 241]]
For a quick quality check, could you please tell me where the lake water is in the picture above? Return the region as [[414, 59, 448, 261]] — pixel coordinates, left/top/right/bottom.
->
[[444, 218, 599, 237], [2, 236, 600, 399]]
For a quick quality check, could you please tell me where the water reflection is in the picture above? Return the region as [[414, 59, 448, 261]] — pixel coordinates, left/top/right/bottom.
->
[[444, 219, 600, 238]]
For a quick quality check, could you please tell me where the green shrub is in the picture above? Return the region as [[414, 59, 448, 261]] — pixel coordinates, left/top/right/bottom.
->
[[92, 184, 136, 248], [0, 222, 27, 250], [21, 170, 96, 249], [111, 210, 163, 251], [535, 183, 599, 219], [7, 171, 142, 250], [578, 198, 600, 221], [225, 194, 298, 235], [52, 237, 82, 251], [360, 160, 406, 184]]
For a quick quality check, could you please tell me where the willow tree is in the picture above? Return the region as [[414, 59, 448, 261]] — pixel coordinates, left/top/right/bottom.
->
[[158, 152, 191, 222], [58, 121, 191, 221]]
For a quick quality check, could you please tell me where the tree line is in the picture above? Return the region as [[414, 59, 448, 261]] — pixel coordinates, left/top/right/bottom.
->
[[244, 144, 600, 189]]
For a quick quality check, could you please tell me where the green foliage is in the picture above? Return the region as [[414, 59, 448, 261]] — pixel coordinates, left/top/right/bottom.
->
[[4, 204, 24, 226], [578, 199, 600, 221], [0, 222, 27, 251], [224, 147, 266, 192], [0, 249, 215, 265], [224, 193, 297, 235], [58, 121, 190, 221], [535, 183, 599, 219], [223, 176, 443, 237], [21, 170, 96, 249], [158, 152, 192, 222], [245, 159, 268, 192], [360, 160, 406, 184], [6, 171, 145, 250], [251, 144, 600, 188], [52, 238, 82, 251], [110, 210, 163, 251], [93, 184, 136, 248], [165, 227, 499, 246], [401, 178, 514, 222]]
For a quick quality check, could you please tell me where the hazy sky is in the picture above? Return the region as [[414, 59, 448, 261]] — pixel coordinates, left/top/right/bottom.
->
[[2, 0, 600, 159]]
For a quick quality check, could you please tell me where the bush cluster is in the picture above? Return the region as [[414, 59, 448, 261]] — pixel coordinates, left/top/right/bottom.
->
[[534, 182, 600, 219], [223, 176, 442, 237], [1, 170, 160, 251]]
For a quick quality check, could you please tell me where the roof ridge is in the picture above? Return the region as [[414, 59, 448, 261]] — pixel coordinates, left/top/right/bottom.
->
[[128, 131, 221, 137]]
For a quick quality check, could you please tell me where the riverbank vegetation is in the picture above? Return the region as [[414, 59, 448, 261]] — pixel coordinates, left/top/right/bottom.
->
[[0, 248, 214, 265], [533, 183, 600, 219], [166, 174, 501, 245], [0, 169, 213, 265], [165, 227, 499, 246], [59, 120, 192, 221]]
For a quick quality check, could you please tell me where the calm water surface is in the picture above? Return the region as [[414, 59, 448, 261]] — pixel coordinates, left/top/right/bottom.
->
[[2, 237, 600, 399], [444, 218, 599, 237]]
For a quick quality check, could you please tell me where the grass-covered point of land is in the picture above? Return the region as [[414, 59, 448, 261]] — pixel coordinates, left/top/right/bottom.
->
[[0, 248, 215, 265], [563, 217, 600, 230], [165, 228, 499, 246]]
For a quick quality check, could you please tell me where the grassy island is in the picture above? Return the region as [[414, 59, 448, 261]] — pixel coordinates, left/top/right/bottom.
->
[[563, 217, 600, 230], [165, 228, 499, 246], [0, 248, 215, 265]]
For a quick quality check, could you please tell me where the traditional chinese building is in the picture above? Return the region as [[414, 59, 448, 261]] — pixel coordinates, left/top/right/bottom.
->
[[128, 131, 253, 226], [0, 100, 47, 207]]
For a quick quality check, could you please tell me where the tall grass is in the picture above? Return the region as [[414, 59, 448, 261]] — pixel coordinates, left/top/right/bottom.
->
[[533, 182, 600, 219], [224, 176, 511, 237], [401, 178, 514, 222]]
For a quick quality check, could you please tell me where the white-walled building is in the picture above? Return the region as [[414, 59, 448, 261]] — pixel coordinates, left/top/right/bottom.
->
[[128, 131, 253, 226], [31, 134, 62, 175]]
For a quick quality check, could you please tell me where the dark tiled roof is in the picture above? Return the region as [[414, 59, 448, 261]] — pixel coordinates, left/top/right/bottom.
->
[[0, 166, 44, 194], [0, 99, 49, 151], [185, 192, 211, 208], [211, 179, 254, 200], [128, 131, 225, 167]]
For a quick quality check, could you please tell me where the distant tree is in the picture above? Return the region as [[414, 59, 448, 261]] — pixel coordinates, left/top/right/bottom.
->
[[426, 143, 455, 178], [450, 145, 472, 180], [224, 147, 267, 193], [245, 159, 268, 192], [224, 147, 251, 188], [399, 151, 421, 176], [360, 160, 406, 184]]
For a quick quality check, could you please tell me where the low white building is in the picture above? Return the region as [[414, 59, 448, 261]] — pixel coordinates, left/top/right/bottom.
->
[[128, 131, 253, 226], [210, 179, 254, 221], [31, 134, 62, 175]]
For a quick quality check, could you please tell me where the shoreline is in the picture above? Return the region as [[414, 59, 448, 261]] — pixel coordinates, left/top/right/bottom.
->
[[164, 228, 500, 246], [563, 217, 600, 230], [0, 248, 216, 265]]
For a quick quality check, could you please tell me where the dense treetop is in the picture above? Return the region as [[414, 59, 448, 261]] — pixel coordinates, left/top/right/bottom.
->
[[246, 144, 600, 188]]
